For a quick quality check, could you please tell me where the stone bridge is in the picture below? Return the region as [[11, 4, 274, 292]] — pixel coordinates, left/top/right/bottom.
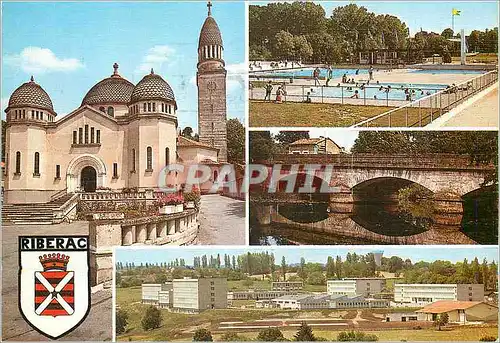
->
[[250, 153, 495, 244]]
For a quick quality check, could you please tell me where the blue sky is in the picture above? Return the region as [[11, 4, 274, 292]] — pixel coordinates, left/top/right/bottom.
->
[[321, 1, 498, 36], [1, 1, 245, 131], [116, 246, 499, 265]]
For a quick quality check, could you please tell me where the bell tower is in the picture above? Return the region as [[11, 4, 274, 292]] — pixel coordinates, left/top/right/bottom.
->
[[197, 1, 227, 162]]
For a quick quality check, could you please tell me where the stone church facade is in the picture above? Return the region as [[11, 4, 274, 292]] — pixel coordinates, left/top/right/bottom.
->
[[3, 4, 227, 204]]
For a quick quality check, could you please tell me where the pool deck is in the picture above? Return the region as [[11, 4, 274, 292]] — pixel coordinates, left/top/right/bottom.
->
[[437, 84, 498, 128]]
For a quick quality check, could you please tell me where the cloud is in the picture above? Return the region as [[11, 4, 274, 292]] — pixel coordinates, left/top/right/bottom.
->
[[226, 62, 247, 92], [4, 47, 83, 74], [135, 45, 176, 74]]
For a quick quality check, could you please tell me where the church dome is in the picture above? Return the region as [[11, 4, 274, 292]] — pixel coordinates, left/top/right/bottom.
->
[[130, 69, 176, 104], [81, 63, 134, 106], [198, 16, 223, 48], [7, 76, 55, 114]]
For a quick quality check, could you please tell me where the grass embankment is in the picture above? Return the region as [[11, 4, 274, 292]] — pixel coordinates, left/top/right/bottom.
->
[[249, 101, 434, 127]]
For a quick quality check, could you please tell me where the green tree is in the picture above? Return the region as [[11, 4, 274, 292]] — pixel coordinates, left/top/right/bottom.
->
[[294, 322, 316, 341], [227, 118, 245, 164], [220, 332, 248, 341], [181, 126, 196, 140], [307, 271, 326, 285], [141, 306, 162, 331], [441, 28, 454, 39], [281, 256, 287, 281], [275, 131, 309, 145], [326, 256, 335, 278], [274, 30, 295, 61], [116, 309, 128, 335], [257, 327, 286, 341], [293, 35, 313, 61], [193, 328, 213, 341], [434, 313, 449, 331], [337, 331, 378, 341], [249, 131, 277, 162]]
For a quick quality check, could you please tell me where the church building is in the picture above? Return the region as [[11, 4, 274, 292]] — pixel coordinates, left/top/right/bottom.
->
[[3, 3, 227, 204]]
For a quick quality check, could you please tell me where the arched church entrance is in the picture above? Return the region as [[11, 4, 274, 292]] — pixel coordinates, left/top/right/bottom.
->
[[80, 166, 97, 192], [66, 154, 107, 193]]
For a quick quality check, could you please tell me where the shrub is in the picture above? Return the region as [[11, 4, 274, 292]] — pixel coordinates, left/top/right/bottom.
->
[[116, 309, 128, 335], [257, 327, 286, 341], [479, 336, 497, 342], [184, 187, 201, 207], [141, 305, 162, 331], [294, 322, 316, 341], [156, 193, 184, 207], [337, 331, 378, 341], [193, 328, 213, 341], [220, 332, 248, 341]]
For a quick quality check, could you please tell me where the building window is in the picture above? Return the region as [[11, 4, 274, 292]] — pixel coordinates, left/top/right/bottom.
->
[[146, 146, 152, 170], [15, 151, 21, 174], [34, 152, 40, 175], [55, 165, 60, 179], [131, 148, 136, 172], [96, 130, 101, 144], [213, 170, 218, 181], [107, 107, 114, 117], [79, 128, 83, 144], [73, 131, 77, 144], [161, 103, 164, 112], [31, 110, 34, 119], [165, 147, 169, 166], [148, 103, 151, 112], [85, 125, 89, 144], [91, 127, 95, 143], [41, 112, 43, 120], [152, 103, 156, 112], [99, 106, 105, 112], [113, 163, 118, 178], [143, 103, 147, 112]]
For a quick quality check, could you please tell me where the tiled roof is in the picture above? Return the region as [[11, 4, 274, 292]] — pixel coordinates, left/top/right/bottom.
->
[[7, 77, 54, 113], [177, 136, 218, 151], [130, 70, 176, 104], [289, 138, 323, 145], [416, 301, 486, 313], [81, 75, 134, 106], [199, 16, 223, 47]]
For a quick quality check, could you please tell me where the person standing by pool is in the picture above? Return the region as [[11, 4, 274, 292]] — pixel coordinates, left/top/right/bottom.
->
[[369, 65, 374, 80], [326, 66, 333, 86], [350, 90, 359, 99], [342, 73, 347, 83], [264, 81, 273, 101], [313, 67, 321, 86], [275, 86, 284, 103]]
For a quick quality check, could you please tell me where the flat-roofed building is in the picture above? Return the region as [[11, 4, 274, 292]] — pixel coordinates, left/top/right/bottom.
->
[[228, 290, 296, 302], [385, 312, 426, 322], [327, 278, 386, 297], [172, 277, 227, 313], [142, 283, 172, 305], [329, 294, 390, 309], [272, 294, 330, 310], [394, 284, 484, 306], [272, 281, 303, 291]]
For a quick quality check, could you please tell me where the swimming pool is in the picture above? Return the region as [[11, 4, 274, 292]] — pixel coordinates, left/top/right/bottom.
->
[[251, 68, 368, 79], [298, 82, 448, 101], [410, 69, 485, 75]]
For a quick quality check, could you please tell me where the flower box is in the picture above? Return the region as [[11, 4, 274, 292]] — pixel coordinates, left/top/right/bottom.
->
[[159, 205, 176, 215], [175, 204, 184, 213], [185, 201, 195, 209]]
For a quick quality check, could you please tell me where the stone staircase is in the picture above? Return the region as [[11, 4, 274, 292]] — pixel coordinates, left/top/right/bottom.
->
[[2, 193, 75, 225]]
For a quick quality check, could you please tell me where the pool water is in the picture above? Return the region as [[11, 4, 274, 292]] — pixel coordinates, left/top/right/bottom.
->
[[252, 68, 368, 79], [301, 82, 447, 101]]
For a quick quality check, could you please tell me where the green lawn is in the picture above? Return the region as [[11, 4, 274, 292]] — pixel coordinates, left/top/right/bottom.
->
[[227, 279, 272, 291], [249, 101, 434, 127]]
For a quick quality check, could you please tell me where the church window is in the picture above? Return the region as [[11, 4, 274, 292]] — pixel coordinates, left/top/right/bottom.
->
[[41, 112, 43, 120], [23, 109, 26, 118], [143, 103, 147, 112], [96, 130, 101, 144], [113, 163, 118, 178], [107, 107, 114, 117], [165, 147, 169, 166], [85, 125, 89, 144], [148, 103, 151, 112], [152, 103, 156, 112], [32, 110, 34, 119], [36, 111, 39, 120], [91, 127, 95, 143], [146, 146, 153, 170], [131, 149, 136, 172], [99, 106, 105, 112], [15, 110, 18, 119], [161, 103, 164, 112], [214, 170, 218, 181], [73, 131, 77, 144], [15, 151, 21, 174], [55, 165, 60, 179], [79, 128, 83, 144], [212, 122, 214, 131], [34, 152, 40, 175], [169, 105, 172, 114]]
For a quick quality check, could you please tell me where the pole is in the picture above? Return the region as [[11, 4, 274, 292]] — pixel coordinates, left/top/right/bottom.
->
[[452, 14, 454, 34]]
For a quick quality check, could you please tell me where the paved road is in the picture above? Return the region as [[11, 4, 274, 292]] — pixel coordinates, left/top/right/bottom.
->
[[442, 86, 498, 127], [196, 195, 246, 245], [2, 222, 112, 341]]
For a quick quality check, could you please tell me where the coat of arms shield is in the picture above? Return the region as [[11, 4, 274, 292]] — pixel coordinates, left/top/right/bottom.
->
[[19, 236, 91, 339]]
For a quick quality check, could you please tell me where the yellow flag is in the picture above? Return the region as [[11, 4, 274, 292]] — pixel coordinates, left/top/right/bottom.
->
[[452, 8, 461, 16]]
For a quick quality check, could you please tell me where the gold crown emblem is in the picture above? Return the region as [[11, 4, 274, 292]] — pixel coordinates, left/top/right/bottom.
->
[[39, 253, 70, 271]]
